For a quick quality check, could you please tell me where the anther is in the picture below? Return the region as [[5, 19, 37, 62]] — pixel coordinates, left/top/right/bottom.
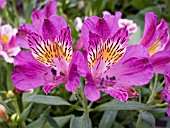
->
[[106, 75, 109, 80], [110, 76, 116, 81], [51, 68, 56, 75], [60, 71, 65, 76]]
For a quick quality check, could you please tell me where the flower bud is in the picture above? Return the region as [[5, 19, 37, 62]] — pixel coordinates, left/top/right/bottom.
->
[[6, 90, 15, 98], [0, 104, 9, 122]]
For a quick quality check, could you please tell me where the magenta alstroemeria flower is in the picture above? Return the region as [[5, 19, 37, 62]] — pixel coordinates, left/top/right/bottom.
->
[[160, 63, 170, 116], [80, 12, 153, 102], [12, 2, 83, 94], [139, 12, 170, 74], [0, 24, 20, 63], [15, 0, 58, 49]]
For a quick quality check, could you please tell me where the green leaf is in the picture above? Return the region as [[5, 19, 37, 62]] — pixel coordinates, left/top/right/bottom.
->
[[151, 108, 167, 113], [70, 115, 92, 128], [19, 103, 33, 122], [55, 115, 74, 127], [94, 99, 151, 111], [99, 110, 118, 128], [138, 112, 155, 127], [43, 115, 74, 128], [43, 115, 60, 128], [24, 95, 71, 106], [27, 107, 51, 128]]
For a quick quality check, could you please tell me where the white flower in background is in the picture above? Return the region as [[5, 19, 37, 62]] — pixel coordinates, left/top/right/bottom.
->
[[118, 18, 138, 34], [0, 24, 20, 63], [74, 17, 83, 31]]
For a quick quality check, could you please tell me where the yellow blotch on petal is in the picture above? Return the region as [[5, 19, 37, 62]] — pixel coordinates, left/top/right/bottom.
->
[[148, 40, 160, 56]]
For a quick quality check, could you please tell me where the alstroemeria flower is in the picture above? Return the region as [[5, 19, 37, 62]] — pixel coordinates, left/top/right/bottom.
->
[[140, 12, 170, 74], [12, 2, 83, 94], [160, 63, 170, 116], [15, 0, 58, 49], [80, 12, 153, 102], [0, 24, 20, 63]]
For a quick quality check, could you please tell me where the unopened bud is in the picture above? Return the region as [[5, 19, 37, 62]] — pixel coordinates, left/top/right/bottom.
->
[[70, 92, 77, 101], [0, 104, 9, 122], [6, 90, 15, 98], [11, 113, 19, 122]]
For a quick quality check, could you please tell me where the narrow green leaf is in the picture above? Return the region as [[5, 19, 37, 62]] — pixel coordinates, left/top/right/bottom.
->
[[24, 95, 71, 106], [99, 110, 118, 128], [70, 115, 92, 128], [19, 103, 33, 122], [27, 107, 51, 128], [94, 99, 151, 111], [43, 115, 74, 128], [139, 112, 155, 127], [44, 115, 60, 128]]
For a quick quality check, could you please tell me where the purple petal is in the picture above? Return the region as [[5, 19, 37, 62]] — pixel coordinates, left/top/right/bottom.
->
[[12, 51, 52, 91], [42, 15, 67, 41], [149, 51, 170, 74], [164, 39, 170, 52], [90, 28, 128, 77], [156, 19, 169, 47], [84, 82, 100, 102], [65, 51, 83, 92], [15, 25, 34, 48], [100, 84, 128, 102], [139, 12, 158, 48], [81, 16, 110, 50], [167, 106, 170, 117], [43, 76, 66, 94], [42, 1, 58, 18], [103, 11, 122, 38], [104, 44, 153, 85], [31, 9, 45, 35], [27, 27, 72, 72]]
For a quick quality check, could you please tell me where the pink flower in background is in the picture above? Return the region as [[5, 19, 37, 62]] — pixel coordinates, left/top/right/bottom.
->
[[80, 12, 153, 102], [0, 0, 6, 9], [102, 11, 138, 34], [118, 19, 138, 34], [139, 12, 170, 74], [0, 24, 20, 63], [12, 1, 84, 94]]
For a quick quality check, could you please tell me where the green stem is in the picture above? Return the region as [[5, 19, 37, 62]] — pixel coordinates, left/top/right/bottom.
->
[[147, 74, 158, 105], [11, 0, 19, 27], [136, 116, 141, 128], [156, 80, 165, 92], [75, 92, 85, 108]]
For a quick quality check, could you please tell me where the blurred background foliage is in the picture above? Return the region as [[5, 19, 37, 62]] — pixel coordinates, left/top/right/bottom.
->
[[0, 0, 170, 128]]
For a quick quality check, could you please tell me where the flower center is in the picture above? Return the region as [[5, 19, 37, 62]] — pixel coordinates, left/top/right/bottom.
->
[[1, 34, 9, 43]]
